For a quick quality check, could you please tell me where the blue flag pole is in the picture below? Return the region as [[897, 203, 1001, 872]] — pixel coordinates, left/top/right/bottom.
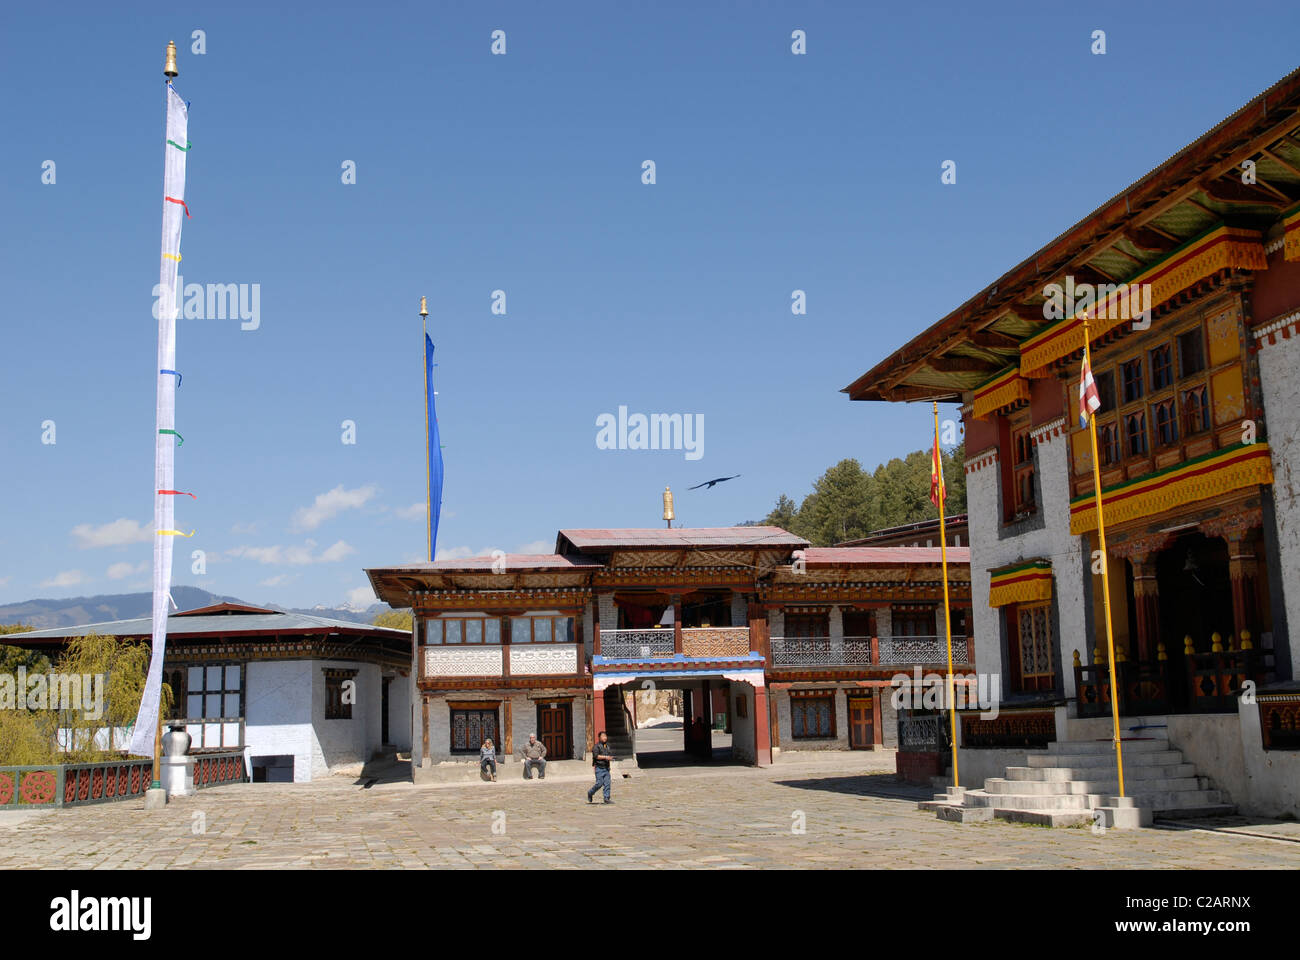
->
[[425, 322, 443, 564]]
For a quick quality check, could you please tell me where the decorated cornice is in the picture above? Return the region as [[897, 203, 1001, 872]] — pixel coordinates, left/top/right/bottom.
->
[[1021, 225, 1268, 378], [1107, 531, 1175, 562], [414, 588, 591, 612], [1200, 505, 1264, 541], [1029, 416, 1068, 446], [759, 581, 970, 605], [165, 637, 408, 669], [972, 366, 1031, 421], [1069, 442, 1273, 535], [591, 567, 755, 589], [965, 446, 998, 475], [1252, 310, 1300, 349]]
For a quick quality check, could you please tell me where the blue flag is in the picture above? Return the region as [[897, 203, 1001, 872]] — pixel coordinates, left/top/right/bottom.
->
[[426, 334, 443, 561]]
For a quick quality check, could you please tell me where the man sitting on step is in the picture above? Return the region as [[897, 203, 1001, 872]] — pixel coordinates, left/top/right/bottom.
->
[[522, 733, 547, 779]]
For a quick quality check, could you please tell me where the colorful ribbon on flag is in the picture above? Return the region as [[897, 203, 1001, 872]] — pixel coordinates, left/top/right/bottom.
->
[[166, 139, 191, 151], [159, 428, 183, 445], [160, 369, 181, 387], [156, 529, 195, 537], [158, 489, 196, 499], [164, 196, 191, 218]]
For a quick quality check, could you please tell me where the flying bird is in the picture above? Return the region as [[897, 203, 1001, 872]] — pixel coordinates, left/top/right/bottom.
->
[[689, 475, 741, 490]]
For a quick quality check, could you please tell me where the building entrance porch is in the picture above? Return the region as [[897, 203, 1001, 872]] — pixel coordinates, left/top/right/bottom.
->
[[1076, 510, 1275, 718]]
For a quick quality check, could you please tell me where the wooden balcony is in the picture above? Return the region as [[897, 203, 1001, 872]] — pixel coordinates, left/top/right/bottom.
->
[[769, 635, 971, 669], [419, 643, 581, 681]]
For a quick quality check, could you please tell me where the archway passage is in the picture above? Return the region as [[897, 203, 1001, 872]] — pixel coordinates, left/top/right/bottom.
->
[[596, 675, 769, 768]]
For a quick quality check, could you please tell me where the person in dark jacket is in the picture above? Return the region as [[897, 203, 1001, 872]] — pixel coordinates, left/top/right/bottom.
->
[[522, 733, 547, 779], [586, 731, 614, 804]]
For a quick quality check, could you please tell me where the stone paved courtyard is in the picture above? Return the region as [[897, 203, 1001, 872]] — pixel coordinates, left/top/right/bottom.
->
[[2, 757, 1297, 869]]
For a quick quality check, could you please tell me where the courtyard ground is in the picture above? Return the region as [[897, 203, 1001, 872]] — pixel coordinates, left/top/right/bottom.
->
[[1, 753, 1296, 869]]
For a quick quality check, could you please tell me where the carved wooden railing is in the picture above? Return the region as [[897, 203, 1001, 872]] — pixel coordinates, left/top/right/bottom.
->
[[0, 758, 155, 808], [878, 635, 970, 667], [599, 629, 675, 659], [681, 627, 750, 658], [193, 750, 248, 789], [1186, 649, 1269, 713], [1075, 658, 1171, 718], [769, 636, 873, 667]]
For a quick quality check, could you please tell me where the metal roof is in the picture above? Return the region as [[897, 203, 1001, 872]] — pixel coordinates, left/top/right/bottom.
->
[[0, 610, 409, 643], [557, 527, 808, 551], [368, 554, 602, 574]]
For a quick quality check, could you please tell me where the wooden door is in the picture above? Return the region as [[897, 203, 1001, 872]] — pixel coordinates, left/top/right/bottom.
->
[[539, 702, 571, 760], [848, 696, 874, 750]]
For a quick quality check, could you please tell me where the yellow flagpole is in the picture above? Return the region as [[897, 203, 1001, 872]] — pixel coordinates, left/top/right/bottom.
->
[[1083, 317, 1125, 797], [934, 402, 959, 789], [421, 296, 431, 563]]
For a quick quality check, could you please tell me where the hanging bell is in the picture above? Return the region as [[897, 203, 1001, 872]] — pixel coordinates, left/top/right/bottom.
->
[[164, 41, 179, 79]]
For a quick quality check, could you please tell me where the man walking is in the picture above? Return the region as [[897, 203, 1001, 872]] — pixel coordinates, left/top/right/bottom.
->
[[586, 730, 614, 804], [522, 732, 547, 780]]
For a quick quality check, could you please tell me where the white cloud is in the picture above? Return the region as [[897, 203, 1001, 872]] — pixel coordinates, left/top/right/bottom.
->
[[346, 585, 377, 607], [106, 561, 148, 580], [395, 502, 426, 521], [514, 539, 552, 555], [0, 576, 10, 587], [41, 569, 87, 588], [231, 521, 259, 535], [291, 485, 377, 532], [432, 540, 550, 562], [259, 574, 293, 587], [227, 540, 355, 566], [72, 519, 151, 549]]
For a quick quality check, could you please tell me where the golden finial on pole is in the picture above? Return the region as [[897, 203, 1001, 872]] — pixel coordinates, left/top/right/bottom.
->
[[164, 40, 179, 79], [420, 295, 428, 318], [662, 486, 675, 528]]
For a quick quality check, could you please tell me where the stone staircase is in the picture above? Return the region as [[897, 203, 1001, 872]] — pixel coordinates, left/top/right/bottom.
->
[[921, 720, 1234, 828]]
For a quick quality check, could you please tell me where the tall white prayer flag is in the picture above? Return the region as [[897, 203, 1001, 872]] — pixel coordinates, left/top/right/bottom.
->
[[129, 83, 188, 757]]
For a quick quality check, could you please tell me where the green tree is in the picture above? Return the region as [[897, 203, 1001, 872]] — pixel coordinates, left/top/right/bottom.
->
[[763, 494, 799, 531], [372, 609, 413, 631]]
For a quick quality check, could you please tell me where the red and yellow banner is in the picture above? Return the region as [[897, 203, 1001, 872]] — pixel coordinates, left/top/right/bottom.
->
[[989, 560, 1053, 607], [972, 366, 1031, 420], [1283, 204, 1300, 262], [1069, 442, 1273, 535], [1021, 225, 1267, 378]]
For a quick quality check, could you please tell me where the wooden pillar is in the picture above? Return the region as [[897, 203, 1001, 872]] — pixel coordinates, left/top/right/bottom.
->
[[769, 686, 780, 752], [673, 596, 683, 655], [503, 699, 512, 756], [593, 687, 606, 739], [755, 685, 771, 766], [1227, 530, 1259, 641], [421, 694, 429, 760], [592, 618, 601, 657], [1131, 556, 1161, 662], [701, 678, 712, 758], [872, 685, 883, 746], [584, 693, 594, 754]]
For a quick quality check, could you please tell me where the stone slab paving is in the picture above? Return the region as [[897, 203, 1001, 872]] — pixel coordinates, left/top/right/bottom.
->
[[0, 762, 1296, 869]]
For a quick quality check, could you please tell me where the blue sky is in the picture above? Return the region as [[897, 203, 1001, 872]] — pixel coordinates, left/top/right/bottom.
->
[[2, 1, 1297, 611]]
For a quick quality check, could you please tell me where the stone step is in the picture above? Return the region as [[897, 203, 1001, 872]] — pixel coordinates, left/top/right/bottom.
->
[[1026, 749, 1183, 769], [964, 790, 1097, 811], [1007, 762, 1196, 782], [992, 808, 1095, 828], [1044, 738, 1167, 755], [1151, 803, 1237, 820], [983, 776, 1210, 796]]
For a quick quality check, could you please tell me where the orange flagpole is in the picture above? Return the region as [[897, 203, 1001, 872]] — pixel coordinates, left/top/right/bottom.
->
[[933, 402, 959, 789], [1082, 317, 1126, 797]]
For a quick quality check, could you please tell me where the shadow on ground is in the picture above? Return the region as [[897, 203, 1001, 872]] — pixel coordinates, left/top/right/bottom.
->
[[775, 773, 932, 802], [354, 756, 413, 787]]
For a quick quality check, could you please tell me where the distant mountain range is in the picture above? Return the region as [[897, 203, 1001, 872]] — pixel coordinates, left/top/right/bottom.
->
[[0, 586, 392, 631]]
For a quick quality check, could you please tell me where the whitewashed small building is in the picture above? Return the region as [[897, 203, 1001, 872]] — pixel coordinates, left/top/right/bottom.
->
[[1, 603, 411, 783]]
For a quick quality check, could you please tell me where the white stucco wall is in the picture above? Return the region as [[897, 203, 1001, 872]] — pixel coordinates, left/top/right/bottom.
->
[[731, 683, 757, 763], [309, 660, 381, 778], [965, 427, 1087, 698], [243, 660, 314, 783], [386, 670, 412, 751], [1256, 329, 1300, 675]]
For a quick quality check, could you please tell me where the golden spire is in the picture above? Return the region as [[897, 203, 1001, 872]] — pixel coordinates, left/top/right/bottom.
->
[[419, 295, 428, 317], [164, 41, 179, 79], [662, 485, 675, 528]]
